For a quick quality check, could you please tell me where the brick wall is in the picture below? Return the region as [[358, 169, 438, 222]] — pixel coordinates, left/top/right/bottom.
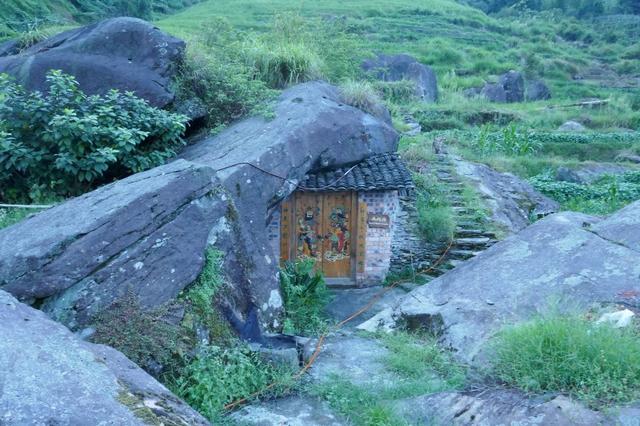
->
[[357, 190, 399, 284]]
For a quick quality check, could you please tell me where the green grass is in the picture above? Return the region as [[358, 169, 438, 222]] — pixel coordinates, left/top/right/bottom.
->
[[0, 208, 35, 229], [311, 331, 465, 426], [492, 315, 640, 407], [156, 0, 640, 131]]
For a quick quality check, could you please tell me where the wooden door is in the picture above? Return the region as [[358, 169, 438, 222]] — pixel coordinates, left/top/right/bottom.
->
[[289, 191, 356, 279], [320, 192, 356, 278]]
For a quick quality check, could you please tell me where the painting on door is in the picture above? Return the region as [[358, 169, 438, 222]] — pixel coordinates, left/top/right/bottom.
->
[[291, 191, 356, 278]]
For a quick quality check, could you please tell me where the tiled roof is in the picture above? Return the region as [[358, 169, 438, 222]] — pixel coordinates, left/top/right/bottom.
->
[[299, 153, 414, 192]]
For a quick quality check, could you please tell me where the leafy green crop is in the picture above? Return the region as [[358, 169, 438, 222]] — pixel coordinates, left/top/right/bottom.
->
[[0, 70, 187, 201]]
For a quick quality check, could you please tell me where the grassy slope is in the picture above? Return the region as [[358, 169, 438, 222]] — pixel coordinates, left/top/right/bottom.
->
[[157, 0, 640, 114]]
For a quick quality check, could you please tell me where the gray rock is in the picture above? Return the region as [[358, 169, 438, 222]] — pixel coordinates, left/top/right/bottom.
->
[[393, 390, 605, 426], [179, 81, 398, 329], [0, 81, 398, 333], [525, 79, 552, 101], [0, 289, 208, 425], [480, 83, 507, 103], [556, 164, 629, 184], [0, 160, 234, 329], [454, 159, 559, 234], [359, 203, 640, 364], [558, 120, 586, 132], [231, 396, 346, 426], [0, 39, 19, 57], [0, 18, 185, 108], [463, 86, 482, 98], [498, 70, 525, 103], [362, 53, 438, 102], [616, 153, 640, 164]]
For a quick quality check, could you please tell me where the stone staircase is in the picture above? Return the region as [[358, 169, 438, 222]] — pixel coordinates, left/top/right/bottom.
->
[[419, 155, 499, 278]]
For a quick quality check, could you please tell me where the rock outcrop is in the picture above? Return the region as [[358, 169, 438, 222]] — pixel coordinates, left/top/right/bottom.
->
[[468, 71, 533, 103], [362, 53, 438, 102], [393, 390, 605, 425], [0, 81, 398, 333], [0, 18, 185, 108], [556, 164, 630, 184], [359, 201, 640, 364], [526, 79, 551, 101], [0, 289, 208, 425], [558, 120, 586, 131], [454, 159, 559, 234]]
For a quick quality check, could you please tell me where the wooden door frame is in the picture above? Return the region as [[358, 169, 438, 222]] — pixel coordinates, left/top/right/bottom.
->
[[282, 191, 359, 283]]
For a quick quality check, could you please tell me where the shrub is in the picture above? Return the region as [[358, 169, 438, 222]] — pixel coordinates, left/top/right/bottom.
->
[[171, 344, 294, 422], [279, 259, 331, 336], [492, 315, 640, 406], [0, 71, 187, 201], [339, 80, 383, 115], [372, 80, 418, 104]]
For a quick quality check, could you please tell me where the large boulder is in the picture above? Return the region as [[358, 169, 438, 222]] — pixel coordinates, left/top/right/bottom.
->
[[362, 53, 438, 102], [0, 81, 398, 333], [179, 81, 398, 328], [0, 160, 238, 329], [0, 18, 184, 108], [480, 83, 507, 103], [0, 289, 208, 425], [359, 201, 640, 364], [454, 159, 559, 234], [498, 70, 525, 103], [555, 163, 630, 184], [526, 79, 552, 101]]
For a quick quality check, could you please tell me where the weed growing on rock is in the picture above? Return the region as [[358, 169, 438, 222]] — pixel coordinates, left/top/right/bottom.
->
[[492, 315, 640, 406], [91, 291, 188, 375], [339, 80, 383, 116], [279, 259, 331, 336]]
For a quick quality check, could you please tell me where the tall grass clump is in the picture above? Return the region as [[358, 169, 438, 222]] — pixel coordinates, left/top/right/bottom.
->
[[492, 315, 640, 406], [243, 13, 324, 89], [339, 80, 382, 115]]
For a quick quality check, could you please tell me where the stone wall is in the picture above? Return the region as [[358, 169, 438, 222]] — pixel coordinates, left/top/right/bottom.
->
[[358, 190, 399, 283], [390, 193, 444, 274]]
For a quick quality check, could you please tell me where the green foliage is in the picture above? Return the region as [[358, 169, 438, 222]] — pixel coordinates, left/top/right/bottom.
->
[[173, 20, 275, 130], [279, 259, 331, 336], [0, 207, 37, 229], [473, 124, 540, 156], [492, 315, 640, 406], [0, 71, 187, 201], [529, 171, 640, 214], [339, 80, 383, 115], [0, 0, 202, 32], [242, 13, 324, 89], [380, 332, 466, 387], [181, 248, 233, 343], [414, 173, 455, 243], [91, 291, 188, 374], [171, 344, 295, 422], [372, 80, 418, 104]]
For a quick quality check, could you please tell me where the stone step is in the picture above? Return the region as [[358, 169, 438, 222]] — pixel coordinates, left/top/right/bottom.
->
[[448, 249, 476, 259], [454, 237, 492, 246], [455, 228, 497, 238]]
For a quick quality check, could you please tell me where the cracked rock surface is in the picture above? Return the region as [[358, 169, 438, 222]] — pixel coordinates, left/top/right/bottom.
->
[[359, 201, 640, 365]]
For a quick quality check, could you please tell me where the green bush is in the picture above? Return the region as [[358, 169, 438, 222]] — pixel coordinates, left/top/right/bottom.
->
[[417, 200, 455, 243], [492, 315, 640, 406], [171, 344, 294, 422], [279, 259, 331, 336], [0, 71, 187, 201]]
